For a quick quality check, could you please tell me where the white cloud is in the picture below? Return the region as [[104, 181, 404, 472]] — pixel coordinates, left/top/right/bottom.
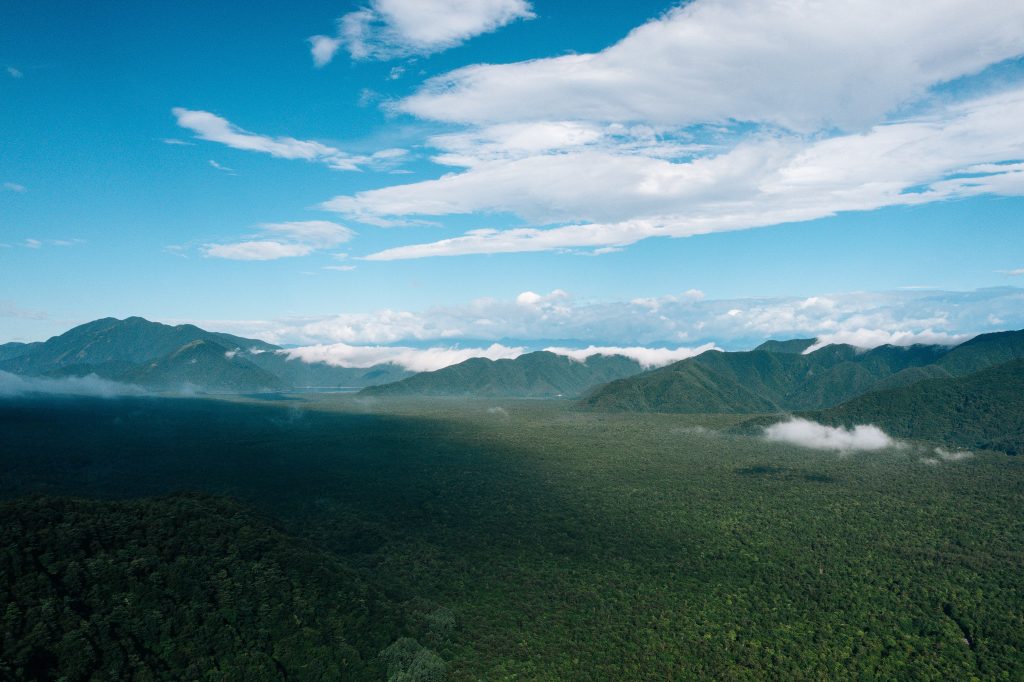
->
[[208, 159, 236, 174], [399, 0, 1024, 132], [934, 446, 973, 461], [23, 239, 41, 249], [516, 289, 568, 310], [545, 343, 719, 369], [260, 220, 355, 247], [764, 418, 896, 452], [162, 138, 194, 146], [3, 182, 26, 193], [6, 66, 21, 79], [182, 287, 1023, 353], [316, 0, 534, 63], [283, 342, 524, 372], [803, 329, 971, 354], [202, 241, 314, 261], [172, 108, 374, 171], [308, 34, 342, 67], [332, 87, 1024, 259], [1002, 268, 1024, 276], [0, 371, 144, 398], [324, 265, 357, 271], [203, 221, 354, 261]]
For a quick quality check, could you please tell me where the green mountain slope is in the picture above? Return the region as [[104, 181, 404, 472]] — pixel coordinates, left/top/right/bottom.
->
[[0, 342, 40, 363], [752, 338, 816, 354], [582, 330, 1024, 413], [0, 317, 410, 393], [122, 339, 286, 393], [806, 359, 1024, 455], [361, 351, 643, 398], [0, 317, 275, 376]]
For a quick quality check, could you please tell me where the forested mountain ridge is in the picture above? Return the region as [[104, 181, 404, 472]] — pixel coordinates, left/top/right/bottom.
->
[[0, 317, 410, 393], [360, 350, 644, 398], [806, 358, 1024, 455], [581, 330, 1024, 413]]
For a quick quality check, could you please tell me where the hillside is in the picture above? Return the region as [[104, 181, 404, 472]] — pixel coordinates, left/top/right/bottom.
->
[[360, 350, 643, 398], [582, 330, 1024, 413], [807, 359, 1024, 455], [0, 317, 410, 393], [121, 339, 287, 393]]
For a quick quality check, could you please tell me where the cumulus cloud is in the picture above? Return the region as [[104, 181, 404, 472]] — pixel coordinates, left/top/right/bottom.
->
[[172, 108, 403, 171], [312, 0, 534, 64], [398, 0, 1024, 131], [545, 343, 719, 369], [6, 66, 21, 79], [3, 182, 26, 193], [185, 287, 1024, 351], [763, 418, 896, 452], [308, 34, 342, 67], [203, 221, 354, 261], [0, 371, 145, 399], [331, 87, 1024, 259], [283, 342, 523, 372]]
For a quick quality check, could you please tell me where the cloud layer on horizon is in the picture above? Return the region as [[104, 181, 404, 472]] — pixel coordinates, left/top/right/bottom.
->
[[189, 286, 1023, 351]]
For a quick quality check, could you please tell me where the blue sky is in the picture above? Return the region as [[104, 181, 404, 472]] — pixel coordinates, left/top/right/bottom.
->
[[2, 0, 1024, 367]]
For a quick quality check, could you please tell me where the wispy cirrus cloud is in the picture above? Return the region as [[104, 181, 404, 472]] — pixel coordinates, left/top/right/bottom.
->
[[208, 159, 236, 175], [3, 182, 26, 193], [202, 221, 355, 261], [172, 108, 405, 171], [310, 0, 534, 65], [5, 66, 21, 79]]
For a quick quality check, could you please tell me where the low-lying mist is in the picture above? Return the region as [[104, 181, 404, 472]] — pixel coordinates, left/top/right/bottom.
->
[[0, 371, 145, 399]]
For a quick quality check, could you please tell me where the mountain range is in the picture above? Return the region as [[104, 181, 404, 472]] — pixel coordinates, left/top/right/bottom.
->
[[580, 330, 1024, 413], [359, 351, 644, 399], [0, 317, 410, 393]]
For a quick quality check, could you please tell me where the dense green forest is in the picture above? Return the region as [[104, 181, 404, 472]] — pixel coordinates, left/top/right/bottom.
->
[[1, 395, 1022, 679], [808, 359, 1024, 455], [360, 351, 643, 398], [581, 329, 1024, 413]]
